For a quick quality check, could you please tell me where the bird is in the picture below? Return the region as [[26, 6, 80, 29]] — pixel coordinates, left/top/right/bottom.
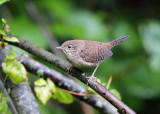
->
[[56, 35, 130, 83]]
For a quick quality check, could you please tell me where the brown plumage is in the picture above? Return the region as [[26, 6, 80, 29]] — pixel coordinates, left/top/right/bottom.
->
[[79, 41, 113, 63], [57, 35, 130, 83]]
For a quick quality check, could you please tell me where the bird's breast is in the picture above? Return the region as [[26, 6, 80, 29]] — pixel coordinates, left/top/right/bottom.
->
[[65, 52, 98, 68]]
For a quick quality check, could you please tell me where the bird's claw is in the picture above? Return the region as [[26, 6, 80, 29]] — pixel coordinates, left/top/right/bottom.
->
[[86, 76, 97, 85]]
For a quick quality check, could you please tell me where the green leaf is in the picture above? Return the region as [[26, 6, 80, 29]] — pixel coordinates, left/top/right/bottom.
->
[[0, 0, 9, 5], [0, 102, 7, 113], [34, 78, 55, 105], [52, 87, 73, 104], [2, 49, 28, 84], [2, 61, 28, 84], [4, 36, 19, 43], [0, 92, 9, 113], [34, 85, 52, 105]]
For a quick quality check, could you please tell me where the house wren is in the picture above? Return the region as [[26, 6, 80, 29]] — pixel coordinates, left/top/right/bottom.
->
[[57, 35, 130, 83]]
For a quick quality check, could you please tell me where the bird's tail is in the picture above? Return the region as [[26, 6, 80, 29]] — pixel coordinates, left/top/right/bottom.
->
[[106, 35, 130, 48]]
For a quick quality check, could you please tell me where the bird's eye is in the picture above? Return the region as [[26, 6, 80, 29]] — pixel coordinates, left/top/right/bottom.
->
[[68, 45, 72, 49]]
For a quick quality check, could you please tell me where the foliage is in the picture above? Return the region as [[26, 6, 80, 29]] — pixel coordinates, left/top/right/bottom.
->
[[52, 87, 73, 104], [0, 92, 10, 114], [34, 78, 54, 105], [2, 49, 28, 84], [0, 19, 27, 84], [0, 18, 19, 49], [34, 78, 73, 105]]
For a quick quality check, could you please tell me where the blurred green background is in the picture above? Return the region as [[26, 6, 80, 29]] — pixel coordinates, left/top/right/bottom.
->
[[1, 0, 160, 114]]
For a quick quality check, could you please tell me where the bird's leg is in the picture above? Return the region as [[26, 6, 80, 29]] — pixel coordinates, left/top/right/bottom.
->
[[86, 64, 99, 85]]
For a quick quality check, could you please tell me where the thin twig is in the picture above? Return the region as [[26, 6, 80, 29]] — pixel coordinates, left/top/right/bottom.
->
[[63, 89, 96, 97]]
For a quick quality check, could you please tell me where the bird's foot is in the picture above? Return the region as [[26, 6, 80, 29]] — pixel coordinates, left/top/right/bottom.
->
[[86, 76, 97, 85]]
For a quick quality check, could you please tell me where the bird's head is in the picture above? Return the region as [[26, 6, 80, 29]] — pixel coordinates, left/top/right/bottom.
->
[[56, 40, 80, 57]]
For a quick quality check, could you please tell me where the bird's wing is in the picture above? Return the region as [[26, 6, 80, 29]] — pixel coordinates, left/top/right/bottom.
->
[[79, 43, 113, 63]]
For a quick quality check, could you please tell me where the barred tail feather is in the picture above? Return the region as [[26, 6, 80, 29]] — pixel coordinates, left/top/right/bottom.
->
[[109, 35, 130, 48]]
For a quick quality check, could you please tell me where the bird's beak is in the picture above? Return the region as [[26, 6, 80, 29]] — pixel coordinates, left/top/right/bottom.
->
[[56, 46, 63, 49]]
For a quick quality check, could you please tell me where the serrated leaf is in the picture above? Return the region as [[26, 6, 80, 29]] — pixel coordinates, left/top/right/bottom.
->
[[34, 78, 54, 105], [52, 87, 73, 104], [4, 36, 19, 43], [110, 89, 121, 100], [0, 0, 9, 5]]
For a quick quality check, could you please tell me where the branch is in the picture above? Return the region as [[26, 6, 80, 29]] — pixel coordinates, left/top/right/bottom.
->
[[18, 54, 118, 114], [0, 79, 18, 114], [0, 48, 41, 114], [6, 34, 136, 114]]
